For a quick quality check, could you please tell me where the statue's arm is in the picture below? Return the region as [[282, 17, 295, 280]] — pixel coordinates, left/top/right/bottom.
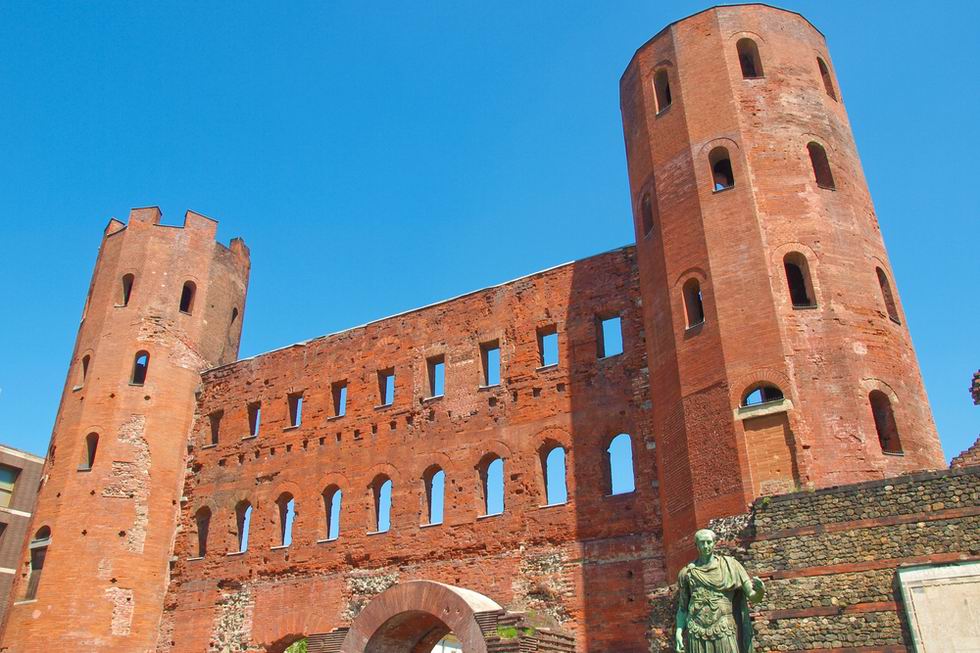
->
[[742, 575, 765, 604], [675, 569, 689, 651]]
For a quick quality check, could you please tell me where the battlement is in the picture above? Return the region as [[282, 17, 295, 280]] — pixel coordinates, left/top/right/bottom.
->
[[103, 206, 249, 257]]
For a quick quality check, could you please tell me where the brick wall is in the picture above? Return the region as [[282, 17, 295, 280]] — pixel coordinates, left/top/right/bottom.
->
[[0, 447, 44, 627]]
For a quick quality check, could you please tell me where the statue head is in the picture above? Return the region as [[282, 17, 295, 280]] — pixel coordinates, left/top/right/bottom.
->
[[694, 528, 717, 560]]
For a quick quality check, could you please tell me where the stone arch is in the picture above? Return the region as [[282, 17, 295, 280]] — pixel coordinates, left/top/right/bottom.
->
[[340, 580, 502, 653]]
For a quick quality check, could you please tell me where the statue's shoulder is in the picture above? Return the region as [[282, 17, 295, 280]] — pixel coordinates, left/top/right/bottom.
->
[[678, 563, 695, 582]]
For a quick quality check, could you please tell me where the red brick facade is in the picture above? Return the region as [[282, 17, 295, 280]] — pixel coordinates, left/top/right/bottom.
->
[[0, 5, 948, 653]]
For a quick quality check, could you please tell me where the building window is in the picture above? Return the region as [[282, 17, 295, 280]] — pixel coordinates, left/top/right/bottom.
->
[[120, 274, 134, 307], [480, 341, 501, 386], [653, 69, 672, 113], [683, 279, 705, 328], [869, 390, 902, 454], [742, 384, 784, 407], [427, 355, 445, 398], [78, 354, 91, 387], [709, 147, 735, 191], [131, 351, 149, 385], [179, 281, 196, 314], [195, 507, 211, 557], [423, 466, 445, 526], [287, 392, 303, 427], [783, 253, 816, 308], [378, 369, 395, 406], [371, 476, 393, 533], [479, 455, 504, 516], [807, 142, 836, 190], [607, 434, 635, 495], [640, 192, 657, 237], [25, 527, 50, 600], [596, 314, 624, 358], [208, 412, 222, 446], [0, 465, 19, 508], [247, 402, 261, 437], [537, 326, 559, 367], [276, 493, 296, 547], [817, 57, 837, 101], [235, 501, 252, 552], [541, 445, 568, 506], [876, 267, 901, 323], [79, 433, 99, 471], [322, 486, 342, 540], [736, 38, 764, 78]]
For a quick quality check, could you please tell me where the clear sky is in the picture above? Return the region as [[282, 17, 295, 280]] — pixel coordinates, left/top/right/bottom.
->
[[1, 1, 977, 461]]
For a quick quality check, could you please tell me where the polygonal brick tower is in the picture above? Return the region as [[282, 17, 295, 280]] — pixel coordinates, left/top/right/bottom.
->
[[0, 208, 249, 651], [620, 4, 946, 575]]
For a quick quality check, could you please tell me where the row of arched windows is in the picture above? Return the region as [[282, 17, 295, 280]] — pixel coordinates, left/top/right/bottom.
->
[[117, 274, 198, 314], [191, 434, 636, 558]]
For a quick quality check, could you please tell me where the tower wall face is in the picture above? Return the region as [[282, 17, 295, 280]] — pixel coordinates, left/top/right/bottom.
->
[[0, 208, 249, 652], [620, 5, 945, 574]]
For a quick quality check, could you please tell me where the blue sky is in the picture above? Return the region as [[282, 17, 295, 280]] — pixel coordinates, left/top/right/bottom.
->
[[1, 1, 977, 462]]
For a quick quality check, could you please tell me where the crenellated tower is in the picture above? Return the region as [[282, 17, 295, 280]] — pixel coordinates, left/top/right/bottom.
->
[[620, 4, 945, 575], [0, 208, 249, 651]]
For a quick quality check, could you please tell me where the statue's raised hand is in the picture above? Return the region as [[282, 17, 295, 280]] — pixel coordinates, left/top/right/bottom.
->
[[675, 627, 685, 652]]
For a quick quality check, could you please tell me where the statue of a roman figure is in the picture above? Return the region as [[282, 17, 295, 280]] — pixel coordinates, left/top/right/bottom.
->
[[675, 528, 765, 653]]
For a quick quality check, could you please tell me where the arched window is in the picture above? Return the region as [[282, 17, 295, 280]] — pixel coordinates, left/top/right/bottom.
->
[[653, 69, 672, 113], [869, 390, 902, 454], [640, 193, 655, 237], [276, 493, 295, 547], [120, 274, 134, 307], [78, 354, 91, 387], [322, 486, 342, 541], [79, 432, 98, 471], [607, 434, 635, 495], [25, 526, 51, 600], [817, 57, 837, 101], [423, 467, 445, 525], [235, 501, 252, 552], [541, 446, 568, 506], [683, 279, 705, 328], [807, 142, 836, 190], [231, 307, 239, 325], [736, 38, 763, 78], [131, 351, 149, 385], [195, 507, 211, 557], [479, 455, 504, 516], [741, 384, 784, 407], [179, 281, 196, 314], [371, 476, 392, 533], [876, 267, 901, 323], [783, 253, 816, 308], [709, 147, 735, 191]]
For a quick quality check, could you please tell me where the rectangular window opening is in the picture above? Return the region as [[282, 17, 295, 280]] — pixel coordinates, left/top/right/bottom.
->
[[209, 411, 223, 445], [427, 356, 445, 398], [537, 326, 559, 368], [378, 369, 395, 406], [0, 465, 18, 509], [287, 393, 303, 427], [481, 341, 501, 386], [247, 402, 261, 437], [332, 381, 348, 417], [597, 315, 624, 358]]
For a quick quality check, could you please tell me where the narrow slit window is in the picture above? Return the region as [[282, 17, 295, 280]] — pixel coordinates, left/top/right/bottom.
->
[[332, 381, 348, 417], [277, 494, 295, 547], [323, 486, 342, 540], [817, 57, 837, 100], [131, 351, 149, 385], [378, 369, 395, 406], [607, 434, 636, 495], [195, 507, 211, 557], [208, 411, 222, 445], [876, 267, 901, 323], [287, 393, 303, 427], [736, 38, 764, 78], [480, 456, 505, 516], [427, 356, 445, 398], [653, 69, 672, 113], [709, 147, 735, 191], [807, 142, 836, 189], [235, 502, 252, 552], [870, 390, 902, 454], [78, 354, 91, 387], [79, 433, 98, 470], [231, 307, 239, 325], [0, 465, 17, 508], [542, 446, 568, 506], [537, 326, 559, 367], [741, 384, 784, 407], [424, 467, 445, 525], [596, 315, 624, 358], [179, 281, 196, 314], [247, 402, 261, 437], [640, 193, 655, 237], [480, 341, 501, 386], [25, 527, 50, 600], [783, 253, 816, 308], [683, 279, 705, 328], [372, 477, 392, 533], [120, 274, 134, 307]]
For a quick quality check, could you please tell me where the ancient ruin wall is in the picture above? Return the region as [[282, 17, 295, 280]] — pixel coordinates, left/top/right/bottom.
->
[[161, 247, 662, 653]]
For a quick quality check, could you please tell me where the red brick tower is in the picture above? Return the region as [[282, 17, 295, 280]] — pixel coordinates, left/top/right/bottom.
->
[[620, 5, 946, 575], [0, 208, 249, 651]]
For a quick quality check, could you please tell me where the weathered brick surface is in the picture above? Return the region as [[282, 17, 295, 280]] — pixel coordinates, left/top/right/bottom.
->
[[951, 435, 980, 468]]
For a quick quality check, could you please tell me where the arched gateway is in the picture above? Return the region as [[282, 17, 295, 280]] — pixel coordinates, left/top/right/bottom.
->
[[340, 580, 501, 653]]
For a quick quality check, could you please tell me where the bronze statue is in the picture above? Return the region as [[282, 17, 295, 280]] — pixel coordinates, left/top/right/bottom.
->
[[675, 528, 765, 653]]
